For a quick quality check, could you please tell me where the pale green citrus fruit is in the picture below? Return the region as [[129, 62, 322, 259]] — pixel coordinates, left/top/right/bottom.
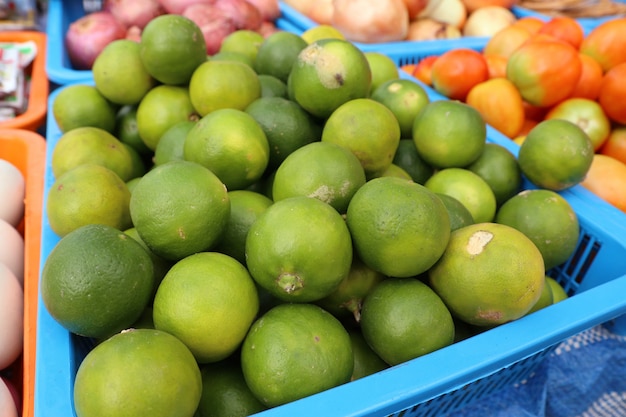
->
[[129, 161, 230, 261], [272, 141, 366, 214], [346, 176, 450, 278], [412, 100, 486, 168], [93, 39, 156, 105], [240, 303, 353, 407], [428, 222, 546, 326], [246, 196, 353, 302], [153, 252, 259, 363], [183, 108, 270, 190], [360, 278, 455, 365], [46, 164, 132, 237], [41, 224, 154, 339], [74, 328, 202, 417], [140, 14, 207, 85], [495, 189, 580, 270]]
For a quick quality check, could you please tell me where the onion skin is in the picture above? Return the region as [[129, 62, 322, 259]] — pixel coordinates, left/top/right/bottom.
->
[[159, 0, 215, 14], [182, 3, 237, 54], [258, 20, 280, 37], [214, 0, 264, 30], [403, 0, 428, 19], [126, 26, 142, 42], [308, 0, 333, 24], [461, 0, 517, 13], [103, 0, 165, 29], [65, 11, 126, 70], [331, 0, 409, 43], [463, 6, 516, 37], [246, 0, 281, 21], [407, 18, 461, 40]]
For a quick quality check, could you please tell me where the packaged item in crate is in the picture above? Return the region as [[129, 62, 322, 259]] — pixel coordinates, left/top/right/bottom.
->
[[0, 40, 37, 119], [35, 81, 626, 417], [0, 31, 47, 131]]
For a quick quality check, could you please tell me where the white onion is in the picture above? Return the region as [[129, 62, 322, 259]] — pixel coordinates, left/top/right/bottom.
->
[[403, 0, 429, 19], [463, 6, 517, 37], [308, 0, 333, 25], [419, 0, 467, 28], [331, 0, 409, 44], [407, 18, 462, 40]]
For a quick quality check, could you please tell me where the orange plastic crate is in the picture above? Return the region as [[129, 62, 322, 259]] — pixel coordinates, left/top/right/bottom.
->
[[0, 129, 46, 417], [0, 32, 48, 131]]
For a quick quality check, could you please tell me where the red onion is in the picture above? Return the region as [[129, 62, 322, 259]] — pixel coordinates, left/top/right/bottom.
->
[[214, 0, 263, 30], [103, 0, 165, 29], [258, 20, 279, 38], [159, 0, 215, 14], [245, 0, 280, 21], [182, 3, 237, 55], [126, 26, 143, 42], [65, 11, 127, 70]]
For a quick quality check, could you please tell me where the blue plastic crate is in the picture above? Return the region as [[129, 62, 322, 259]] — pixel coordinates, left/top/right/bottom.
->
[[45, 0, 95, 86], [35, 80, 626, 417]]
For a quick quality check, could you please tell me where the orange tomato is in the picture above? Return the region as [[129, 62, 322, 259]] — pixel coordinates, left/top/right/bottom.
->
[[484, 54, 507, 79], [411, 55, 438, 86], [506, 38, 582, 107], [579, 17, 626, 72], [523, 101, 549, 122], [430, 48, 489, 101], [466, 78, 525, 138], [466, 78, 525, 139], [598, 62, 626, 124], [599, 125, 626, 165], [569, 53, 604, 101], [544, 97, 611, 151], [538, 16, 584, 49], [580, 154, 626, 213], [483, 25, 532, 58], [517, 118, 539, 138], [512, 16, 546, 34], [400, 63, 418, 75]]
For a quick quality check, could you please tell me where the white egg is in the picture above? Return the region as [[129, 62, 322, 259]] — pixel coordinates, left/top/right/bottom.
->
[[0, 376, 19, 417], [0, 219, 24, 288], [0, 262, 23, 372], [0, 159, 25, 228]]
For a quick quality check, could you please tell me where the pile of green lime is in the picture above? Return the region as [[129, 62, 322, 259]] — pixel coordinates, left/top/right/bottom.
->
[[43, 18, 576, 417]]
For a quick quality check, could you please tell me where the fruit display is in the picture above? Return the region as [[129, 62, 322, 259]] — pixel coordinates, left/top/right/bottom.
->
[[29, 5, 626, 414], [400, 15, 626, 213]]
